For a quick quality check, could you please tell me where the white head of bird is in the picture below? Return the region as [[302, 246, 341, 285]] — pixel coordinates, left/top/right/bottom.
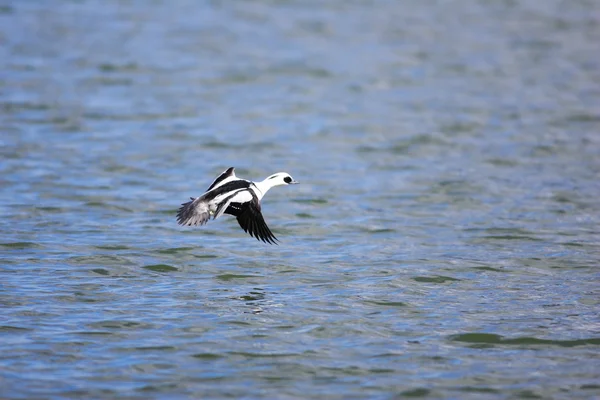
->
[[253, 172, 298, 197]]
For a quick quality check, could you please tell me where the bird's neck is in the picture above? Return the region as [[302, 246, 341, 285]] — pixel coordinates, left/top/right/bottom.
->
[[253, 179, 279, 200]]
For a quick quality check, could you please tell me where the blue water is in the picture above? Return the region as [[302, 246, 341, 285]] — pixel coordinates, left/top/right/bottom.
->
[[1, 1, 599, 398]]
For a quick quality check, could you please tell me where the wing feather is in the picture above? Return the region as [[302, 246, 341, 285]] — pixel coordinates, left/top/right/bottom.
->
[[177, 198, 210, 226], [236, 200, 278, 244], [206, 167, 236, 191]]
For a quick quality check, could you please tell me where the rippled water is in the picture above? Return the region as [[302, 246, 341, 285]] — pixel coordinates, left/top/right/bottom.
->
[[2, 1, 600, 398]]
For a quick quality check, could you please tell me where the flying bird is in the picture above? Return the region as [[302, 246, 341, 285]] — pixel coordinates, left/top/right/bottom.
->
[[176, 167, 298, 244]]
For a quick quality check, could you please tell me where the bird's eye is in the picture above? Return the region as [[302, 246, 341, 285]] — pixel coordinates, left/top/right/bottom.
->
[[284, 176, 292, 184]]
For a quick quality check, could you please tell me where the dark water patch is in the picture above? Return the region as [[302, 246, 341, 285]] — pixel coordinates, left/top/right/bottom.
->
[[211, 69, 260, 85], [274, 325, 295, 330], [34, 220, 69, 229], [292, 198, 328, 204], [362, 227, 397, 234], [560, 241, 584, 247], [0, 325, 33, 332], [262, 376, 289, 382], [83, 201, 133, 212], [74, 331, 114, 336], [473, 266, 503, 272], [228, 351, 298, 358], [143, 264, 178, 272], [193, 253, 219, 259], [216, 274, 259, 281], [551, 191, 578, 204], [201, 140, 236, 149], [239, 291, 265, 301], [132, 363, 175, 373], [515, 389, 544, 399], [1, 242, 42, 249], [94, 245, 130, 250], [449, 333, 600, 347], [153, 208, 180, 215], [226, 321, 252, 327], [138, 383, 179, 392], [364, 300, 407, 307], [457, 386, 500, 394], [441, 121, 481, 135], [513, 257, 590, 270], [71, 296, 102, 304], [430, 179, 481, 195], [98, 62, 139, 72], [88, 320, 154, 330], [276, 266, 299, 274], [399, 388, 431, 397], [121, 179, 148, 187], [264, 61, 333, 78], [86, 76, 133, 86], [296, 212, 315, 218], [357, 145, 384, 153], [369, 368, 395, 373], [68, 255, 135, 266], [192, 353, 224, 360], [486, 157, 518, 167], [101, 164, 146, 174], [156, 247, 195, 254], [134, 346, 177, 351], [34, 206, 64, 213], [321, 365, 390, 376], [84, 111, 192, 121], [467, 227, 542, 242], [0, 258, 17, 267], [563, 113, 600, 123], [1, 101, 51, 112], [581, 384, 600, 390], [59, 389, 118, 398], [91, 268, 110, 276], [465, 227, 536, 235], [412, 276, 460, 283]]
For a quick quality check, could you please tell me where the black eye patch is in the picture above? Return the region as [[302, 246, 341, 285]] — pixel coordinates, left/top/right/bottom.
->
[[284, 176, 292, 184]]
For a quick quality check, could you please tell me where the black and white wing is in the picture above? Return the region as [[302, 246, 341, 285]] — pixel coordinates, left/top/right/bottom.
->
[[177, 182, 250, 226], [206, 167, 236, 191], [177, 177, 252, 227], [177, 197, 210, 226], [233, 197, 278, 245]]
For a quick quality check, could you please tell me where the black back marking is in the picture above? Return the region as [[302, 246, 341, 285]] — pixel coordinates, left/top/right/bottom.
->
[[203, 179, 251, 201]]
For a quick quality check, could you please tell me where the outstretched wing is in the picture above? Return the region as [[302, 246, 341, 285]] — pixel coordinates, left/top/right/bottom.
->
[[235, 198, 278, 245], [206, 167, 236, 191], [177, 197, 210, 226]]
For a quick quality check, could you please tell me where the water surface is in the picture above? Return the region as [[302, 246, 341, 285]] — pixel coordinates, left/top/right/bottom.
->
[[1, 1, 599, 398]]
